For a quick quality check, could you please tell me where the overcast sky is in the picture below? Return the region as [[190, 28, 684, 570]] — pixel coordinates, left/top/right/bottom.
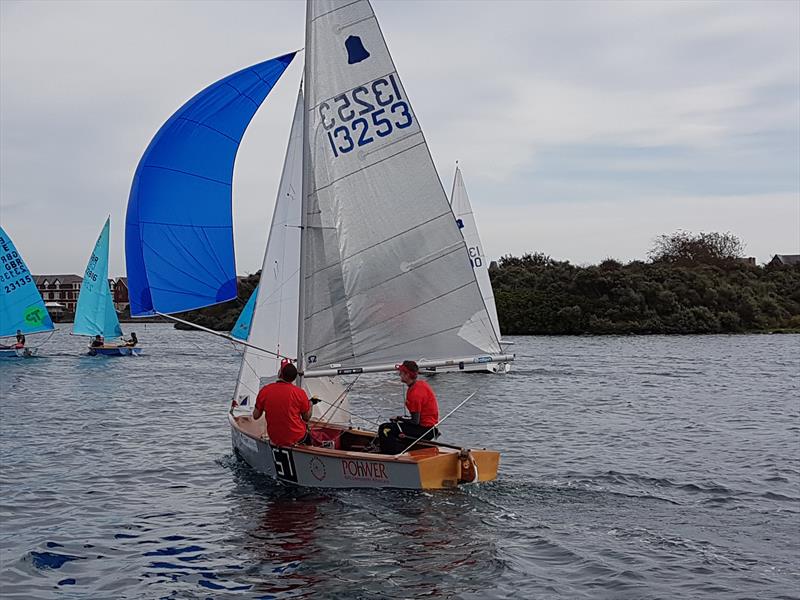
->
[[1, 0, 798, 277]]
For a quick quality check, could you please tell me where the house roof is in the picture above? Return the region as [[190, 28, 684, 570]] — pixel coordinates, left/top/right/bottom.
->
[[34, 274, 83, 284], [772, 254, 800, 266]]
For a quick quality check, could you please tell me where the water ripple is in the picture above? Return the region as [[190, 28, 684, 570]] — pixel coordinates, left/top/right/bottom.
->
[[0, 327, 798, 599]]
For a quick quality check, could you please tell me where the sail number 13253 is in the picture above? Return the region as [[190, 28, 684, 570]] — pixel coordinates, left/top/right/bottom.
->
[[320, 74, 413, 158]]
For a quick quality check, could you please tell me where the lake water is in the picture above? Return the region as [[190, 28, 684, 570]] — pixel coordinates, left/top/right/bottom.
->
[[1, 326, 798, 599]]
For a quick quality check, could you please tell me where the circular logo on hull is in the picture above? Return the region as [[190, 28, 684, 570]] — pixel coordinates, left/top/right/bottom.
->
[[310, 456, 326, 481]]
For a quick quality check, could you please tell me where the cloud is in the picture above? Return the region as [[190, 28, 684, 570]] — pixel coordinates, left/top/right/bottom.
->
[[1, 0, 797, 276], [477, 192, 799, 266]]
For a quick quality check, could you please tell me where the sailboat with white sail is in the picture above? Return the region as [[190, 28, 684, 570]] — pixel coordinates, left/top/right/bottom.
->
[[125, 0, 513, 489], [0, 226, 54, 357], [424, 165, 512, 374], [74, 218, 141, 356]]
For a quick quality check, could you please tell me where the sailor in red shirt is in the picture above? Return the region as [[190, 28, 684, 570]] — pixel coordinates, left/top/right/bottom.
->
[[377, 360, 440, 454], [252, 363, 312, 447]]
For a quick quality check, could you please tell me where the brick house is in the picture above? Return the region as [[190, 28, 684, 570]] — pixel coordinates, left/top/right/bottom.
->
[[34, 275, 83, 313], [112, 277, 129, 311]]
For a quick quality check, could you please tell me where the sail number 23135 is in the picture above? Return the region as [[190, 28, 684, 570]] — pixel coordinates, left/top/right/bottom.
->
[[321, 74, 413, 158]]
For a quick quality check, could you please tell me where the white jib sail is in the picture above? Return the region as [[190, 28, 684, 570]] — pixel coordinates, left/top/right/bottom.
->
[[450, 166, 502, 341], [233, 87, 350, 424], [301, 0, 501, 373]]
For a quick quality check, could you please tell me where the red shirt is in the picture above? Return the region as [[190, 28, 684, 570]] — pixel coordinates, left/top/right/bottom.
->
[[405, 380, 439, 427], [255, 381, 311, 447]]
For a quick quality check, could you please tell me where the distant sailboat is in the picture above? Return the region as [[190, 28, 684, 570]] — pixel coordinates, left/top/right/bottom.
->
[[231, 285, 257, 341], [74, 218, 141, 356], [125, 0, 513, 489], [0, 226, 54, 357], [425, 166, 511, 374]]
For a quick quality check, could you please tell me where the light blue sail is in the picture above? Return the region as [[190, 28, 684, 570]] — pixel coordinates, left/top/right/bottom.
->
[[125, 52, 296, 317], [73, 218, 123, 339], [0, 226, 54, 337], [231, 285, 258, 340]]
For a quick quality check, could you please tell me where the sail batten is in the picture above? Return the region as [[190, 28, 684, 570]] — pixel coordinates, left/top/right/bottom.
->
[[125, 52, 296, 317]]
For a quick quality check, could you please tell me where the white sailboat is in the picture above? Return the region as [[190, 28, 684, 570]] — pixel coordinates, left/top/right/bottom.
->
[[125, 0, 513, 489], [424, 166, 512, 374]]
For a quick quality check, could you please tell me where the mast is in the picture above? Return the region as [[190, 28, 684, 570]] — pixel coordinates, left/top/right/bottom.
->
[[296, 0, 311, 386]]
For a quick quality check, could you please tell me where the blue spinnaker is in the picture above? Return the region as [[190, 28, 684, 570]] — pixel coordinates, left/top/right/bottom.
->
[[231, 284, 258, 340], [74, 218, 123, 339], [0, 226, 54, 337], [125, 52, 296, 317]]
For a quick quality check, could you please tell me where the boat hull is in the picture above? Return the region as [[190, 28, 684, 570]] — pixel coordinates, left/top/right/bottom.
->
[[88, 346, 143, 357], [229, 414, 499, 490], [0, 347, 37, 358]]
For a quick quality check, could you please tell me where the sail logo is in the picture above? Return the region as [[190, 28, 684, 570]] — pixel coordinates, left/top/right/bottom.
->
[[24, 305, 44, 325], [345, 35, 370, 64], [320, 74, 414, 159]]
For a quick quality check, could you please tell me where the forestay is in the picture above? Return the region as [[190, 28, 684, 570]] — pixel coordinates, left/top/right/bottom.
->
[[450, 166, 502, 341], [0, 226, 54, 337], [73, 218, 123, 339], [125, 53, 296, 317], [301, 0, 501, 373]]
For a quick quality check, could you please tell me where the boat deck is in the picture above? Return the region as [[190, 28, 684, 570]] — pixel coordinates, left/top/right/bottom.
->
[[232, 415, 445, 463]]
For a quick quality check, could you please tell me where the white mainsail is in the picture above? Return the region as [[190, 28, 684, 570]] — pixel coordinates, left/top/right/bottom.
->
[[300, 0, 502, 374], [450, 166, 502, 341]]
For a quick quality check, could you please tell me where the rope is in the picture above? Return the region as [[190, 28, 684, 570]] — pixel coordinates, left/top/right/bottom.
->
[[399, 392, 477, 454]]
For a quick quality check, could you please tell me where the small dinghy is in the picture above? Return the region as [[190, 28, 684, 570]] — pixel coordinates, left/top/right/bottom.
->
[[0, 226, 54, 358], [74, 218, 141, 356]]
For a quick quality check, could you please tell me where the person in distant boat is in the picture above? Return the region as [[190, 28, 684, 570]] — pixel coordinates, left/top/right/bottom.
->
[[377, 360, 440, 454], [14, 330, 25, 348], [252, 362, 313, 447], [125, 332, 138, 347], [90, 334, 104, 348]]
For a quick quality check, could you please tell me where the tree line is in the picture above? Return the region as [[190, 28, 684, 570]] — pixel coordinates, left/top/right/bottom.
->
[[493, 232, 799, 335], [179, 232, 800, 335]]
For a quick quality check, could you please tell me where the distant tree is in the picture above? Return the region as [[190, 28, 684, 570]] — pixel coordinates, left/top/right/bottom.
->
[[648, 231, 744, 266], [499, 252, 558, 268]]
